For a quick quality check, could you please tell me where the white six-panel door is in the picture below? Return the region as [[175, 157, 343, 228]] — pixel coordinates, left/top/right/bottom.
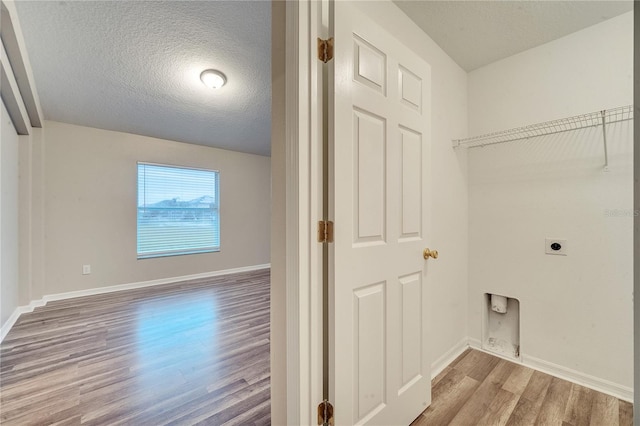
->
[[329, 2, 433, 425]]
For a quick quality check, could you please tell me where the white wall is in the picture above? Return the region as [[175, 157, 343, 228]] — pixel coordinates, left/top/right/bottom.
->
[[468, 12, 633, 393], [40, 121, 271, 296], [18, 127, 45, 306], [354, 1, 470, 368], [1, 101, 20, 326], [469, 13, 633, 136]]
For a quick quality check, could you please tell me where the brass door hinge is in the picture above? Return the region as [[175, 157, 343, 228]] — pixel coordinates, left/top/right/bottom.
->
[[317, 37, 334, 63], [317, 220, 334, 243], [317, 400, 334, 426]]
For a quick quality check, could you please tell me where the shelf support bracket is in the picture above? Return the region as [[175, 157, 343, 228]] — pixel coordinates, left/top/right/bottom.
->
[[601, 110, 609, 171]]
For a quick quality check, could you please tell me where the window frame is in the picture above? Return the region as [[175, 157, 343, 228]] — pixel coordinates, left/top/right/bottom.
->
[[136, 161, 220, 259]]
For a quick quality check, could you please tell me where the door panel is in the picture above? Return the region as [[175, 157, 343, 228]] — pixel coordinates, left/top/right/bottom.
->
[[353, 282, 386, 420], [353, 35, 386, 94], [353, 108, 386, 245], [399, 66, 423, 112], [399, 272, 422, 393], [329, 1, 433, 425], [400, 127, 422, 240]]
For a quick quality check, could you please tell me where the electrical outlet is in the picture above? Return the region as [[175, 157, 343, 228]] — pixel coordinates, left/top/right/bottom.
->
[[545, 238, 567, 256], [82, 264, 91, 275]]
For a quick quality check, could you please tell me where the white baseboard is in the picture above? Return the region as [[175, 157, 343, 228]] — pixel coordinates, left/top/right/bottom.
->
[[41, 263, 271, 303], [0, 299, 47, 342], [469, 336, 633, 403], [1, 307, 24, 342], [0, 263, 270, 343], [431, 337, 470, 379], [470, 338, 522, 363], [468, 337, 482, 350], [523, 354, 633, 403]]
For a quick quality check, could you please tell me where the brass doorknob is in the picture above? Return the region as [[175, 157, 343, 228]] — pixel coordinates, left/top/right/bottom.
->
[[423, 248, 438, 259]]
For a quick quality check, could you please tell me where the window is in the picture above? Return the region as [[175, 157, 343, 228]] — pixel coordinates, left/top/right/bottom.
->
[[137, 162, 219, 259]]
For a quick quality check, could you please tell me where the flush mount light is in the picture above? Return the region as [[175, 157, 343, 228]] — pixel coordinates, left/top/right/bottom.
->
[[200, 69, 227, 89]]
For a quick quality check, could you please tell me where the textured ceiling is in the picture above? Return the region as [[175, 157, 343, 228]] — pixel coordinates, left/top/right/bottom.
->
[[14, 1, 272, 156], [14, 1, 634, 156], [393, 1, 634, 71]]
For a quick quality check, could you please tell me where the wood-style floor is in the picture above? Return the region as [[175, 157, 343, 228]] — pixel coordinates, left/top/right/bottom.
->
[[1, 269, 634, 426], [0, 269, 271, 426], [413, 348, 633, 426]]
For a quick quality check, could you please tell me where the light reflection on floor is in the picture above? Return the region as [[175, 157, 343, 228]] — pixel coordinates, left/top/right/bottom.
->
[[134, 292, 218, 390]]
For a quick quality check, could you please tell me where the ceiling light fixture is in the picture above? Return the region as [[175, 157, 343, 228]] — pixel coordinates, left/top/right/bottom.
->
[[200, 69, 227, 89]]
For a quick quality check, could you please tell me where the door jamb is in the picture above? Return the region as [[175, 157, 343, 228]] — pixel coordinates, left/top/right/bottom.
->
[[284, 0, 324, 424]]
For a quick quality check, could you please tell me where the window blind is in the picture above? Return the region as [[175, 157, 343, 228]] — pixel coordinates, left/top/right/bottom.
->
[[137, 163, 220, 259]]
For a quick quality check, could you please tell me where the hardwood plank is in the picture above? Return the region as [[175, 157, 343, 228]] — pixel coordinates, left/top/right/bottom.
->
[[421, 375, 481, 425], [431, 367, 469, 400], [454, 349, 501, 382], [534, 377, 573, 426], [180, 377, 270, 425], [448, 348, 473, 368], [476, 388, 520, 425], [520, 370, 554, 402], [506, 371, 553, 426], [0, 391, 80, 426], [589, 392, 619, 426], [126, 380, 248, 426], [220, 397, 271, 425], [619, 400, 633, 426], [451, 349, 485, 375], [432, 366, 453, 387], [485, 359, 517, 388], [449, 361, 508, 425], [564, 384, 596, 426], [50, 415, 82, 426], [502, 363, 535, 396]]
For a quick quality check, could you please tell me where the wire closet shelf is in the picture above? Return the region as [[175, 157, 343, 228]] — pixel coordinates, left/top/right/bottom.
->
[[452, 105, 634, 149]]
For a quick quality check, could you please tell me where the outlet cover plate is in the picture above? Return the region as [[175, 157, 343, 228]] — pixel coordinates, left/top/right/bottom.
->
[[545, 238, 567, 256], [82, 264, 91, 275]]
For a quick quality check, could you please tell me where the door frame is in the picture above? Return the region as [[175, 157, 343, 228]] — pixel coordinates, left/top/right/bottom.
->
[[277, 0, 325, 424]]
